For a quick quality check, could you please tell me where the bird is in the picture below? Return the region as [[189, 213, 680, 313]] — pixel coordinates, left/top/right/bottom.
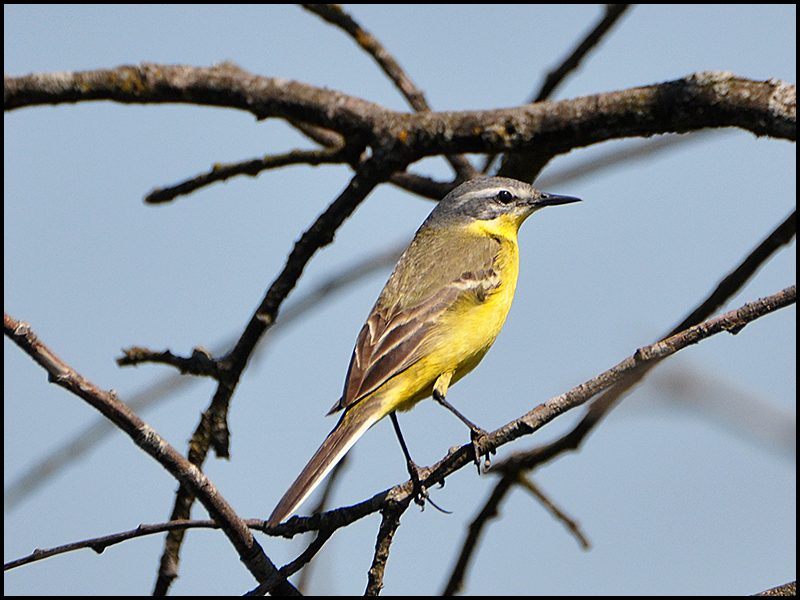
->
[[267, 176, 580, 527]]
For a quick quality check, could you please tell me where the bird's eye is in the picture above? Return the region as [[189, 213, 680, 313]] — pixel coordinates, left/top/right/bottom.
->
[[497, 190, 514, 204]]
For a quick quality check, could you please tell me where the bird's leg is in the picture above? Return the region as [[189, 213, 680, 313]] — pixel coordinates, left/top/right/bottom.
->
[[390, 412, 452, 514], [390, 412, 428, 509], [433, 373, 491, 473]]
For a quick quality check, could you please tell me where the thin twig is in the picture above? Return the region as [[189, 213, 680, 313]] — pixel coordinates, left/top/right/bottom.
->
[[303, 3, 477, 181], [145, 146, 357, 204], [483, 4, 631, 174]]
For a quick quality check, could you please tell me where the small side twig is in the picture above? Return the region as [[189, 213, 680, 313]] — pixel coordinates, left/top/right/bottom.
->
[[145, 145, 357, 204], [303, 3, 477, 180]]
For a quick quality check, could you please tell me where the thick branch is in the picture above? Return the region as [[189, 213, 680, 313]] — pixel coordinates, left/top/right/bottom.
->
[[5, 66, 795, 164]]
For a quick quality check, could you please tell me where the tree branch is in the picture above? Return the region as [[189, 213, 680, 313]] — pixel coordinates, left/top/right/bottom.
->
[[264, 285, 796, 541], [3, 313, 297, 595], [6, 66, 795, 165]]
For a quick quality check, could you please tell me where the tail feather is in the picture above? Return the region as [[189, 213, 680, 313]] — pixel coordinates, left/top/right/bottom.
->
[[267, 405, 382, 527]]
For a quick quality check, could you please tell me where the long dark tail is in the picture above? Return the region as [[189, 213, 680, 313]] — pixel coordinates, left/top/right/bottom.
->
[[266, 404, 383, 527]]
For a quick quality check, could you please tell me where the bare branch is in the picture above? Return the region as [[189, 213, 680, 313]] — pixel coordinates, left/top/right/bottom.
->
[[5, 518, 267, 571], [534, 4, 631, 103], [303, 3, 478, 180], [484, 3, 631, 174], [263, 285, 796, 540], [144, 145, 359, 204], [3, 313, 296, 594], [6, 67, 794, 167], [366, 503, 405, 596]]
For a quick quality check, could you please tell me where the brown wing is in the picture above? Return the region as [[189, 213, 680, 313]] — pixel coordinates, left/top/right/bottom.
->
[[327, 227, 501, 415]]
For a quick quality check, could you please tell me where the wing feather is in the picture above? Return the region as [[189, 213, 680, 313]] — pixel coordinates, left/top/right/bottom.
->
[[328, 228, 501, 415]]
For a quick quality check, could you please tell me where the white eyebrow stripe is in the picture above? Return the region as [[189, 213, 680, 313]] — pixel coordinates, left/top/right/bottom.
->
[[457, 187, 512, 202]]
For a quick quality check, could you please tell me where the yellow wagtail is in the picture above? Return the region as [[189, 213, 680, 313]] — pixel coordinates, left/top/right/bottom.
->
[[267, 176, 580, 527]]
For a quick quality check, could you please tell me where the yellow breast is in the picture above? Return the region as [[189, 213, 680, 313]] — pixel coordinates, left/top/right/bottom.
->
[[385, 219, 521, 413]]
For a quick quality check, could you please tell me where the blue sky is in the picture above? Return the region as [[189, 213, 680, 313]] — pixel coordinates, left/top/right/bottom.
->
[[5, 5, 795, 595]]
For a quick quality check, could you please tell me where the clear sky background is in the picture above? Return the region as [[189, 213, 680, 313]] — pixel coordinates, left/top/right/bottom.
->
[[4, 5, 795, 595]]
